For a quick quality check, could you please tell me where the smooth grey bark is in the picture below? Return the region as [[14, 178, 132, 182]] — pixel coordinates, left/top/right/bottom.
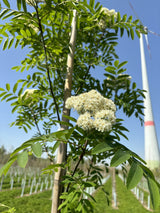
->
[[51, 8, 77, 213]]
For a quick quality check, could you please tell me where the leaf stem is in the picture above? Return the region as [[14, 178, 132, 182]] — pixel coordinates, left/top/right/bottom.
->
[[66, 139, 88, 192], [31, 109, 54, 163], [35, 3, 60, 122]]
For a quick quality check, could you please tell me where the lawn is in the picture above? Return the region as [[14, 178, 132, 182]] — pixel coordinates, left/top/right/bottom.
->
[[1, 175, 160, 213], [93, 176, 154, 213]]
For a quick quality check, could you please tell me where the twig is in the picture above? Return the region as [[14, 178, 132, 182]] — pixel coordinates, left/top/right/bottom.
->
[[75, 65, 91, 95], [35, 3, 60, 122], [66, 140, 88, 192], [31, 109, 54, 163]]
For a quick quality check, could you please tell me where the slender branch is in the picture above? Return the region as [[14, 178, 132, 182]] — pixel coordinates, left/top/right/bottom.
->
[[86, 157, 94, 180], [66, 139, 88, 192], [75, 65, 91, 95], [35, 4, 60, 122], [31, 109, 54, 163]]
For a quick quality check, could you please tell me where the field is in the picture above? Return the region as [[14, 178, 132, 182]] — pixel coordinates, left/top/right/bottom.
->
[[0, 167, 159, 213], [0, 167, 53, 212], [93, 177, 153, 213]]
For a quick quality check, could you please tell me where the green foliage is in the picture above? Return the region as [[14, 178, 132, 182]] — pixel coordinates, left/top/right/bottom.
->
[[91, 142, 113, 154], [31, 142, 42, 158], [147, 178, 160, 209], [110, 150, 131, 167], [93, 176, 153, 213], [0, 188, 52, 213], [17, 151, 28, 168], [0, 0, 159, 211], [127, 161, 143, 190], [0, 203, 16, 213]]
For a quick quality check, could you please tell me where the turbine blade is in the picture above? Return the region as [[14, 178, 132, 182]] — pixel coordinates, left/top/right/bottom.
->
[[148, 30, 160, 37], [128, 1, 143, 25], [144, 34, 151, 59]]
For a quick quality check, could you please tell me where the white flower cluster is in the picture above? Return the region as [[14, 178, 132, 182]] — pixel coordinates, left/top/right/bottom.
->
[[99, 7, 117, 29], [21, 89, 37, 99], [101, 7, 117, 18], [66, 90, 116, 132], [25, 0, 44, 6], [25, 0, 36, 6], [19, 89, 39, 106]]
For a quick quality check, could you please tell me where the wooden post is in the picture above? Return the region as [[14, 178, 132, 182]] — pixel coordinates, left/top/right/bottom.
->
[[111, 167, 117, 208]]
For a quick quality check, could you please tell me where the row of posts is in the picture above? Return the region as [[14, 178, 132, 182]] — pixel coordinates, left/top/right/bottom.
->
[[131, 187, 150, 210], [118, 174, 151, 210], [0, 174, 54, 197]]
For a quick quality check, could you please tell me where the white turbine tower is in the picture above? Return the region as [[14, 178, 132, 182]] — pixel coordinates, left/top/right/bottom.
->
[[139, 33, 160, 169]]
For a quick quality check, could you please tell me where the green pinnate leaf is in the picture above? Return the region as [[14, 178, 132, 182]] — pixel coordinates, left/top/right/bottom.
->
[[20, 29, 27, 38], [117, 61, 127, 69], [2, 0, 10, 8], [22, 0, 27, 12], [6, 83, 10, 91], [17, 0, 21, 10], [0, 91, 7, 97], [8, 38, 14, 49], [1, 93, 12, 101], [120, 27, 124, 37], [12, 105, 19, 113], [147, 178, 160, 209], [122, 14, 127, 22], [0, 157, 17, 176], [13, 82, 18, 93], [0, 9, 10, 19], [6, 96, 18, 102], [92, 142, 113, 154], [130, 28, 134, 40], [117, 12, 121, 22], [17, 151, 28, 168], [110, 150, 131, 167], [31, 142, 42, 158], [18, 87, 23, 96], [3, 38, 9, 50], [126, 161, 143, 189], [2, 11, 17, 20], [132, 82, 136, 89], [15, 38, 20, 48], [89, 0, 95, 9], [114, 60, 119, 68], [135, 29, 140, 38], [127, 15, 132, 23]]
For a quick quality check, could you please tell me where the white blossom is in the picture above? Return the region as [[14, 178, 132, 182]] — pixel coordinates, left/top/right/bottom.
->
[[93, 119, 112, 132], [95, 110, 116, 124], [99, 7, 117, 29], [77, 112, 94, 131], [21, 89, 37, 99], [65, 90, 116, 132], [101, 7, 117, 18], [19, 89, 40, 107], [26, 0, 44, 6], [26, 0, 36, 6]]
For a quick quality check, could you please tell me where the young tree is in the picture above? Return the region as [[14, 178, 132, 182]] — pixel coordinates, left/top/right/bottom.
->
[[0, 0, 160, 212]]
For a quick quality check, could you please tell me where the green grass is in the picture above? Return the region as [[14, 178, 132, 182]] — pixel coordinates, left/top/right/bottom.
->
[[1, 176, 160, 212], [0, 189, 52, 213], [93, 176, 154, 213]]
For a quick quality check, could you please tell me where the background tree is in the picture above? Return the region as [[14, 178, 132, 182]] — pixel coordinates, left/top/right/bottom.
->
[[0, 0, 160, 212]]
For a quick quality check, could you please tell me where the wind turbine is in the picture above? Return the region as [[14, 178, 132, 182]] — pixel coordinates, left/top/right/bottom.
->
[[129, 2, 160, 169], [139, 34, 160, 169]]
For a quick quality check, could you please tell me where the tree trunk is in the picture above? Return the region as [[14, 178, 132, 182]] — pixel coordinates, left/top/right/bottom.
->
[[111, 167, 117, 208], [51, 8, 77, 213]]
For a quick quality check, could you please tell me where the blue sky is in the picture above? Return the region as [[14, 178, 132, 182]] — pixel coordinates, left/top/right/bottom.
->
[[0, 0, 160, 160]]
